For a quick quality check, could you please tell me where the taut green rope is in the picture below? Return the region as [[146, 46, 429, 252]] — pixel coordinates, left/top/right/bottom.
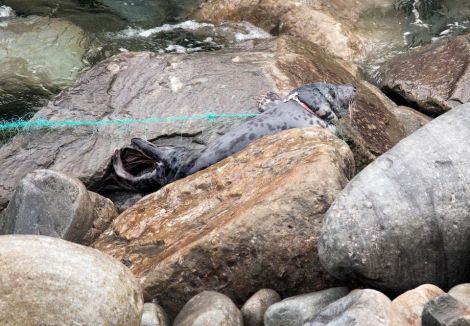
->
[[0, 112, 259, 131]]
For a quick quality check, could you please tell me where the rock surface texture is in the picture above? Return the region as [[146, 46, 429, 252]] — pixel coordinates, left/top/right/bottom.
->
[[82, 191, 119, 245], [93, 127, 354, 317], [0, 169, 94, 243], [0, 235, 143, 325], [0, 35, 405, 211], [392, 284, 445, 326], [140, 302, 169, 326], [173, 291, 243, 326], [241, 289, 281, 326], [391, 106, 432, 136], [422, 294, 470, 326], [378, 34, 470, 116], [319, 103, 470, 293], [264, 287, 349, 326], [449, 284, 470, 308], [306, 289, 405, 325]]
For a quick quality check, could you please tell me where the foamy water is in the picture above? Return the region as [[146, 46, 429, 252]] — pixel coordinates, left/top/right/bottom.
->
[[0, 5, 15, 18]]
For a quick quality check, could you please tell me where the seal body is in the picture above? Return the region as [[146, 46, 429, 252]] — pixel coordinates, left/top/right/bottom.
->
[[111, 82, 356, 192]]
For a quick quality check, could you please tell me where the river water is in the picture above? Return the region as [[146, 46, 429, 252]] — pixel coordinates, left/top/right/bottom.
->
[[0, 0, 469, 121]]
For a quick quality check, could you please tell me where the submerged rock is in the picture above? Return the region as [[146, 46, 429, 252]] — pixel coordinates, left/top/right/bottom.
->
[[319, 103, 470, 293], [93, 127, 354, 317], [0, 16, 89, 118], [0, 235, 143, 325], [0, 35, 405, 212], [173, 291, 243, 326]]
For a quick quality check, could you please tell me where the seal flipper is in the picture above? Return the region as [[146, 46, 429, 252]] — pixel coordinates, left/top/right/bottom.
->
[[256, 92, 282, 113]]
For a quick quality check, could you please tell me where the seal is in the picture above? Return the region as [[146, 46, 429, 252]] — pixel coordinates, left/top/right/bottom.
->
[[112, 82, 356, 192]]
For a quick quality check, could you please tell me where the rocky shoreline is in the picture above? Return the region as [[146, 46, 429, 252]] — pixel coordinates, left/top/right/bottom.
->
[[0, 0, 469, 325]]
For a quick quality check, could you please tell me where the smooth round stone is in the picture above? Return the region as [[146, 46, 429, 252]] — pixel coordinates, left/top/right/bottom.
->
[[0, 235, 143, 325], [141, 302, 169, 326], [173, 291, 243, 326], [241, 289, 281, 326]]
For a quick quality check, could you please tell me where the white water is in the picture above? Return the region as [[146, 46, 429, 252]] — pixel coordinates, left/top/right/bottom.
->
[[0, 5, 15, 18]]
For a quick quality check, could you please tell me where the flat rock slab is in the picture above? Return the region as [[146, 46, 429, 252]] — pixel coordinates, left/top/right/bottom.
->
[[319, 103, 470, 293], [378, 34, 470, 116], [0, 235, 143, 325], [0, 169, 94, 243], [264, 287, 349, 326], [93, 127, 354, 317], [0, 35, 405, 212], [173, 291, 243, 326]]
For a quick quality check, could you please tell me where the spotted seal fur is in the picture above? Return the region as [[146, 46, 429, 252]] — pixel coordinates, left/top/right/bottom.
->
[[112, 82, 356, 192]]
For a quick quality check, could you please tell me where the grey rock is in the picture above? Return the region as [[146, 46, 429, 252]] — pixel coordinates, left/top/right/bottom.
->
[[141, 302, 169, 326], [0, 16, 89, 117], [378, 34, 470, 116], [391, 106, 432, 136], [306, 289, 405, 325], [319, 103, 470, 293], [422, 294, 470, 326], [173, 291, 243, 326], [264, 287, 349, 326], [81, 191, 119, 246], [241, 289, 281, 326], [0, 169, 94, 243], [449, 284, 470, 308], [0, 235, 143, 325]]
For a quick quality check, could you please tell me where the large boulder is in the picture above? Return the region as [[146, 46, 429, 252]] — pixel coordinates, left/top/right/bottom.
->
[[0, 35, 405, 211], [0, 235, 143, 325], [0, 169, 95, 243], [93, 127, 355, 317], [0, 15, 89, 118], [377, 34, 470, 116], [319, 103, 470, 293]]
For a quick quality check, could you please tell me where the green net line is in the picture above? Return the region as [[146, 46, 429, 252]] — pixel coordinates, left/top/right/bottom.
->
[[0, 112, 259, 131]]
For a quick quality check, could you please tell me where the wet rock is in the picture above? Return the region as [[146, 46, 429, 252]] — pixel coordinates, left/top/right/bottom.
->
[[141, 302, 169, 326], [264, 287, 349, 326], [319, 103, 470, 293], [93, 127, 354, 317], [0, 169, 94, 243], [81, 191, 119, 246], [422, 294, 470, 326], [0, 235, 143, 325], [391, 106, 432, 136], [392, 284, 445, 326], [449, 284, 470, 308], [0, 15, 89, 118], [0, 35, 405, 212], [307, 289, 405, 325], [194, 0, 363, 61], [241, 289, 281, 326], [378, 34, 470, 116], [173, 291, 243, 326]]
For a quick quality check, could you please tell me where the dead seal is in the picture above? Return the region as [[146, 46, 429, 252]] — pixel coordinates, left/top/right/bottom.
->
[[112, 82, 356, 192]]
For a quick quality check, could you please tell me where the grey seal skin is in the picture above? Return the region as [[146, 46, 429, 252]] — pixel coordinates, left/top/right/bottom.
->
[[112, 83, 356, 192]]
